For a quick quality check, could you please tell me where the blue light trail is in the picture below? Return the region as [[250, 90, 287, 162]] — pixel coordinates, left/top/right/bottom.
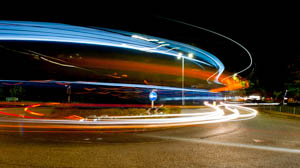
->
[[0, 20, 225, 83]]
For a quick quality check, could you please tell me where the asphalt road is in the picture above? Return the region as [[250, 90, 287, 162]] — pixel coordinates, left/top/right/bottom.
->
[[1, 108, 300, 168]]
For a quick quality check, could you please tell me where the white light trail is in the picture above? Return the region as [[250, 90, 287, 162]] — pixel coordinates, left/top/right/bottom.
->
[[40, 57, 78, 68], [0, 20, 225, 84], [158, 17, 253, 82], [0, 102, 257, 129]]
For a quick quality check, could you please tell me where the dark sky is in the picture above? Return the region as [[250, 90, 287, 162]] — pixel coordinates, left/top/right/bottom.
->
[[1, 3, 299, 91]]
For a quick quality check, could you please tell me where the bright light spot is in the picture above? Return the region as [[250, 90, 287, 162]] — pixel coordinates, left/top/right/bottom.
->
[[188, 53, 194, 58], [177, 52, 183, 59], [249, 95, 261, 100]]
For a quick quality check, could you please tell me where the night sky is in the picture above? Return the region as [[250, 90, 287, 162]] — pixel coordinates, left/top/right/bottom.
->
[[1, 3, 299, 92]]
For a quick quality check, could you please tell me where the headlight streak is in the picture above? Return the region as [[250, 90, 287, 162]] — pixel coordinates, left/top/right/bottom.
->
[[161, 96, 226, 101], [0, 21, 255, 133], [0, 21, 220, 71], [0, 45, 95, 73], [128, 31, 225, 81], [0, 102, 257, 131], [101, 28, 223, 70], [0, 80, 212, 93], [39, 57, 78, 68], [0, 20, 248, 92], [221, 102, 258, 121], [168, 41, 225, 83], [157, 16, 253, 82]]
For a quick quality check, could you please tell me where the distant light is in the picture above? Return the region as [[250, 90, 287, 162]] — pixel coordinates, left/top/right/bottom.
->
[[249, 95, 261, 100], [188, 53, 194, 58], [177, 52, 183, 59]]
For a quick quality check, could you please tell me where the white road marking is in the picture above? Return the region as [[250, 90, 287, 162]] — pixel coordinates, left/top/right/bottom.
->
[[145, 135, 300, 154]]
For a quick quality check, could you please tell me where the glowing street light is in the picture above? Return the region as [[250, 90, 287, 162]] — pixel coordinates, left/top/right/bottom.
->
[[177, 52, 183, 59], [176, 52, 184, 105], [178, 52, 194, 106], [188, 53, 194, 58], [177, 52, 184, 106]]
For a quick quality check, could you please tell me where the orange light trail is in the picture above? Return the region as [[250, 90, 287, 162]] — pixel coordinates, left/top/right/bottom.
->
[[69, 58, 248, 92]]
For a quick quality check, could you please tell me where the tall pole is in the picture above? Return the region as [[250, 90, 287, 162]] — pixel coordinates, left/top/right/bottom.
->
[[283, 89, 288, 105], [182, 57, 185, 106], [67, 85, 71, 103]]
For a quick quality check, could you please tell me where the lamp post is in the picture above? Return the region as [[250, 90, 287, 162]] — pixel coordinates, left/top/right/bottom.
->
[[177, 52, 194, 106], [177, 53, 184, 106], [66, 85, 71, 103], [182, 55, 185, 106]]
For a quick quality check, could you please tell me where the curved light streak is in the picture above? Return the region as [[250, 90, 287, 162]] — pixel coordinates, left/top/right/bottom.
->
[[0, 20, 224, 83], [0, 102, 257, 131], [0, 80, 212, 93], [158, 17, 253, 82], [221, 102, 258, 120], [39, 57, 77, 68], [113, 27, 225, 81]]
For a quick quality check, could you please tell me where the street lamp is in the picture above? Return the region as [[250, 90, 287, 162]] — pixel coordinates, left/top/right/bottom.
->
[[178, 52, 194, 106], [66, 85, 71, 103], [177, 52, 182, 59], [188, 53, 194, 58]]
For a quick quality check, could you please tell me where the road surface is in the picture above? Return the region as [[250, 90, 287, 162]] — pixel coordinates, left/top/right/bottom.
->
[[0, 108, 300, 168]]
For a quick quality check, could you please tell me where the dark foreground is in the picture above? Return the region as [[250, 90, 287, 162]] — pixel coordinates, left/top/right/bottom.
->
[[1, 109, 300, 168]]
